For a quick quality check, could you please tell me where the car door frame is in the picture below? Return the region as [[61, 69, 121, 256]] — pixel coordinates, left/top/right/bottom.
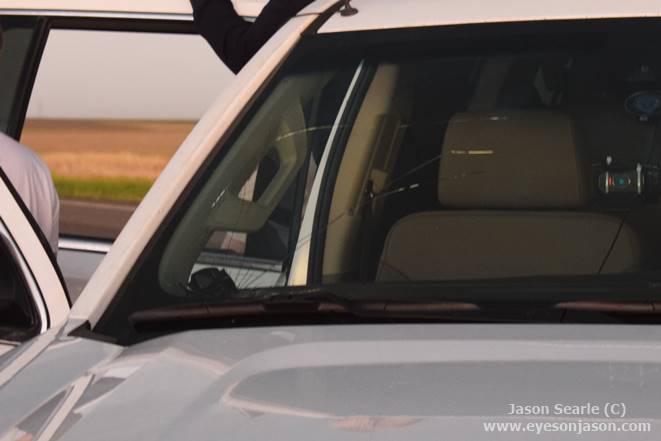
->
[[1, 15, 49, 139], [5, 10, 199, 139], [0, 168, 70, 352], [2, 10, 206, 299]]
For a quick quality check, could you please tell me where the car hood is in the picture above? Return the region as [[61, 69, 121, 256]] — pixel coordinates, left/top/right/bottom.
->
[[1, 324, 660, 440]]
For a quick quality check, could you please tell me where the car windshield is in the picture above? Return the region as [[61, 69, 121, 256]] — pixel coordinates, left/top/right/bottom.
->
[[96, 19, 661, 342]]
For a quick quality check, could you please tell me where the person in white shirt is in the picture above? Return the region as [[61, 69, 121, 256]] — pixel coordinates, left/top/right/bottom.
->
[[0, 28, 59, 254]]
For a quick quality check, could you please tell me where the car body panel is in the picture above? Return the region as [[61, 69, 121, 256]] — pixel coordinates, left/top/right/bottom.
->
[[0, 0, 252, 18], [0, 0, 336, 19], [1, 324, 660, 440], [0, 173, 69, 331], [318, 0, 661, 33]]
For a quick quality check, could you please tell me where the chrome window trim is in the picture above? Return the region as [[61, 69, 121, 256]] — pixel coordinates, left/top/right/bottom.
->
[[59, 237, 111, 255], [0, 219, 48, 334]]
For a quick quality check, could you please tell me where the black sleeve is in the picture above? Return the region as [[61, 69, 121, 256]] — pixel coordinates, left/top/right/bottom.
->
[[191, 0, 313, 74]]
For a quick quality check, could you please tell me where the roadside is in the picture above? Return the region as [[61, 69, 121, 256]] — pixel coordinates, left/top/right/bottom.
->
[[22, 118, 189, 238], [60, 199, 136, 240]]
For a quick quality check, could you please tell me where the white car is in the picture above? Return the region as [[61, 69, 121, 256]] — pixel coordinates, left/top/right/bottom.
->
[[3, 0, 661, 439]]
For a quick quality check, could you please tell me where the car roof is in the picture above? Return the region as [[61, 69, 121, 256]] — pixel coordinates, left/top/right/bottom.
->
[[0, 0, 267, 18], [4, 0, 660, 31], [318, 0, 661, 33]]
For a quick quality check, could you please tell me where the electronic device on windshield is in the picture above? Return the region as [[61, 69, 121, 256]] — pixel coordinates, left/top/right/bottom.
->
[[598, 162, 643, 195], [596, 156, 661, 204]]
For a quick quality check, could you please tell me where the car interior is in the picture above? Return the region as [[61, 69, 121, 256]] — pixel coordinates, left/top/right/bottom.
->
[[322, 49, 661, 283], [158, 71, 342, 295], [154, 45, 661, 290], [95, 23, 661, 342]]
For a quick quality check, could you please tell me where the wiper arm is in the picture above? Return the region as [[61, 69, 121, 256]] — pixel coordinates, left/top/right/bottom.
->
[[129, 274, 661, 334], [555, 301, 661, 314], [129, 290, 481, 328], [129, 295, 480, 323]]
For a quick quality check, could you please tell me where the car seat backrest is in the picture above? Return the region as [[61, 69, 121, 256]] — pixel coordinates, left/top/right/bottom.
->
[[438, 111, 587, 209], [376, 110, 641, 282]]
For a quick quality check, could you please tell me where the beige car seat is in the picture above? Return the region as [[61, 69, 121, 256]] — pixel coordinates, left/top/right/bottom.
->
[[377, 111, 641, 281]]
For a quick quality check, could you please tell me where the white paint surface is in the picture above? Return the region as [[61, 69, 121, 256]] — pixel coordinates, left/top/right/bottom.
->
[[0, 0, 265, 18], [0, 0, 335, 18], [0, 175, 69, 327], [320, 0, 661, 33]]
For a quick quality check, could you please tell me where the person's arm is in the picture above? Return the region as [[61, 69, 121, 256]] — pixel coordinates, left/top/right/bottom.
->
[[191, 0, 313, 73]]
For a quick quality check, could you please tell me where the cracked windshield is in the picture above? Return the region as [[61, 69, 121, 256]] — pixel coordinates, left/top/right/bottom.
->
[[98, 23, 661, 339]]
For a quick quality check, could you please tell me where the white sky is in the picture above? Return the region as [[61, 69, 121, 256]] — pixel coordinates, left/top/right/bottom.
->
[[27, 29, 235, 120]]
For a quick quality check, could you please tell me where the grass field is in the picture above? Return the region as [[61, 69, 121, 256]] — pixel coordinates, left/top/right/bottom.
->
[[52, 176, 153, 202], [22, 118, 194, 201]]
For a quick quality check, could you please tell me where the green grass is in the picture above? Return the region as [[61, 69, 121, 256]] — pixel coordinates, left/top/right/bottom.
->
[[53, 176, 154, 203]]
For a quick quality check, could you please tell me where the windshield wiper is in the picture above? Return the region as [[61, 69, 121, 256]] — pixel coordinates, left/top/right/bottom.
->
[[128, 274, 661, 335], [555, 301, 661, 314], [129, 289, 484, 330]]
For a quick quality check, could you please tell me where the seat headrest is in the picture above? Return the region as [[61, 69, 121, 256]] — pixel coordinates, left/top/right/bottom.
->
[[438, 111, 586, 208]]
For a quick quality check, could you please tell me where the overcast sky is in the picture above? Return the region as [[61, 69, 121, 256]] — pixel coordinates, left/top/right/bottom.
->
[[27, 29, 235, 120]]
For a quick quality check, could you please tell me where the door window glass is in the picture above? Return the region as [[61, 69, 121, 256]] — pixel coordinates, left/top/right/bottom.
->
[[21, 28, 232, 240]]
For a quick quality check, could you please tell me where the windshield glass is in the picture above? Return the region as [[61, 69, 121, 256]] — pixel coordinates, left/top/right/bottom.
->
[[96, 19, 661, 342]]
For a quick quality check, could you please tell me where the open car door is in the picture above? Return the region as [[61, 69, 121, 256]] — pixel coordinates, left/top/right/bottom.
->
[[0, 168, 69, 356]]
